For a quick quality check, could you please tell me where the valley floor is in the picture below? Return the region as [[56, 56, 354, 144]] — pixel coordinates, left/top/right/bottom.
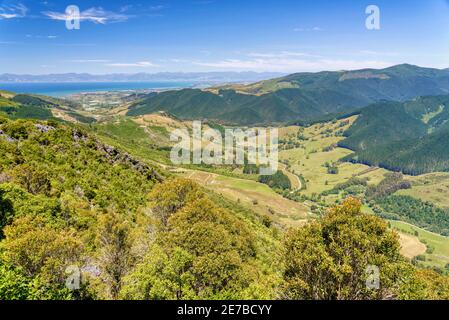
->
[[180, 169, 310, 227], [45, 102, 449, 271]]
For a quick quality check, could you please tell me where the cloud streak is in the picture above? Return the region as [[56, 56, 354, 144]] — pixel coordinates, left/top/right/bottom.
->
[[105, 61, 158, 68], [68, 59, 111, 63], [359, 50, 400, 57], [42, 7, 131, 24], [193, 57, 393, 72], [247, 51, 321, 58], [293, 26, 322, 32], [0, 3, 27, 19], [26, 34, 58, 39]]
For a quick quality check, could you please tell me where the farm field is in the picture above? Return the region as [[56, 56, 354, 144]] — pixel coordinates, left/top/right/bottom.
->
[[279, 117, 388, 196], [181, 169, 311, 227], [397, 233, 427, 260], [397, 173, 449, 210], [281, 148, 389, 196], [389, 220, 449, 269]]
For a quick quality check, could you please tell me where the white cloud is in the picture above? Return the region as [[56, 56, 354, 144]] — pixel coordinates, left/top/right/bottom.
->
[[193, 57, 393, 72], [0, 41, 20, 45], [0, 3, 28, 19], [26, 34, 58, 39], [170, 58, 191, 63], [120, 5, 133, 13], [293, 26, 323, 32], [0, 13, 17, 18], [149, 5, 166, 11], [42, 7, 131, 24], [359, 50, 400, 57], [248, 51, 320, 58], [68, 59, 111, 63], [106, 61, 158, 68]]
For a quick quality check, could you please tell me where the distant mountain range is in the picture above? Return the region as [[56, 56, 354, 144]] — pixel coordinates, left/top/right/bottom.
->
[[126, 64, 449, 125], [0, 72, 285, 83], [4, 70, 449, 175]]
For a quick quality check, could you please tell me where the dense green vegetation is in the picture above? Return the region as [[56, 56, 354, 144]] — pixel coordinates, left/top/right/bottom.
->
[[120, 178, 278, 299], [322, 173, 449, 237], [321, 177, 368, 196], [0, 117, 165, 299], [339, 101, 427, 152], [127, 65, 449, 125], [376, 195, 449, 236], [2, 104, 54, 120], [258, 170, 291, 191], [365, 173, 411, 200], [0, 97, 18, 108], [92, 117, 171, 164], [282, 198, 449, 299], [0, 92, 93, 123], [11, 94, 57, 108], [1, 143, 446, 301], [340, 95, 449, 174], [66, 111, 96, 124], [0, 118, 277, 299], [0, 94, 54, 120]]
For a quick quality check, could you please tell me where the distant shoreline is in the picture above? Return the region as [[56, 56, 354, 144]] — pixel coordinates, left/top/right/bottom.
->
[[0, 81, 197, 97]]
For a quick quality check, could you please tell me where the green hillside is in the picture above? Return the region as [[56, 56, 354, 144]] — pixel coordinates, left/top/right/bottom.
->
[[0, 94, 54, 120], [0, 117, 282, 299], [0, 92, 93, 123], [340, 95, 449, 175], [339, 101, 427, 151], [127, 64, 449, 125], [11, 94, 58, 108]]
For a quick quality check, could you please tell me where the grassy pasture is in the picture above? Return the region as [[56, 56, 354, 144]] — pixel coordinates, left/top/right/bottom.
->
[[389, 220, 449, 269], [182, 169, 310, 227], [398, 173, 449, 210], [93, 117, 170, 163], [279, 117, 388, 196]]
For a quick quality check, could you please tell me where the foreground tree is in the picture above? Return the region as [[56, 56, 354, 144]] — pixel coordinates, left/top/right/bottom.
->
[[12, 162, 52, 196], [93, 212, 133, 300], [121, 178, 257, 300], [399, 268, 449, 300], [0, 215, 82, 299], [0, 187, 13, 238], [282, 197, 406, 300]]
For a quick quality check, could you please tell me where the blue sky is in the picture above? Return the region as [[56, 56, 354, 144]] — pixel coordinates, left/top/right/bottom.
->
[[0, 0, 449, 74]]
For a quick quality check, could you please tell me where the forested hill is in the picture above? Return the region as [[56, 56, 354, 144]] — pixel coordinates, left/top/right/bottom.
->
[[0, 117, 279, 299], [0, 91, 94, 124], [339, 94, 449, 175], [127, 64, 449, 125]]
